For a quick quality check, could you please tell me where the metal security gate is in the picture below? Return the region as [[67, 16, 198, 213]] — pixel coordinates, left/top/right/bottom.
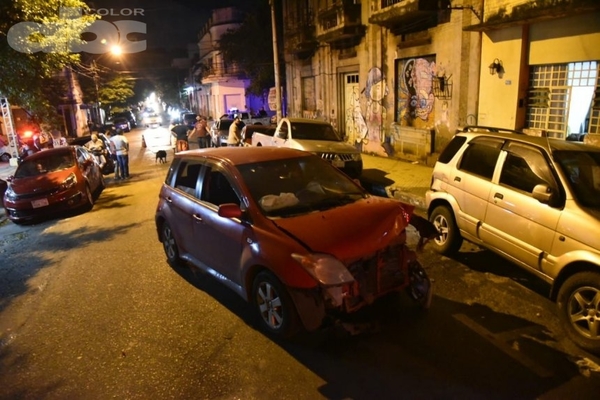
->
[[527, 62, 599, 138]]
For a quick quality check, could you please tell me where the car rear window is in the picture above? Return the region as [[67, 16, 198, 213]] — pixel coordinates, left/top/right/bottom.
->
[[437, 135, 467, 164]]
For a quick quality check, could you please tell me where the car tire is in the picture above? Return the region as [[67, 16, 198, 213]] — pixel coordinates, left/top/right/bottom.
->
[[252, 270, 300, 338], [84, 183, 94, 211], [161, 222, 182, 267], [429, 205, 462, 255], [0, 153, 10, 162], [557, 272, 600, 354]]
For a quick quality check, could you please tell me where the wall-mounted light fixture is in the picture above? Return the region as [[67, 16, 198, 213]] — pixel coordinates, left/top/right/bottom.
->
[[489, 58, 504, 77]]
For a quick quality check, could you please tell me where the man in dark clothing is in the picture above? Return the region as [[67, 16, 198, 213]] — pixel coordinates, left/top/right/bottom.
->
[[171, 123, 190, 153]]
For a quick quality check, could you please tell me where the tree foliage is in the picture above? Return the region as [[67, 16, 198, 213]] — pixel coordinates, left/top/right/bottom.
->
[[0, 0, 96, 125], [98, 74, 135, 110], [216, 0, 276, 96]]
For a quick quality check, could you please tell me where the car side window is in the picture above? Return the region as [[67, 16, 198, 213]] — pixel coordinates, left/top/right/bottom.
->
[[174, 161, 202, 197], [200, 167, 240, 206], [458, 138, 503, 180], [500, 142, 555, 194]]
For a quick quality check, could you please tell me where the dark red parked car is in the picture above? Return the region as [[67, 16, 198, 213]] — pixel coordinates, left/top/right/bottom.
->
[[3, 146, 104, 224], [155, 147, 436, 338]]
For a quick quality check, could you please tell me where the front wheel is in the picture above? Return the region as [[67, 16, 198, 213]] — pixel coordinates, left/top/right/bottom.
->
[[252, 271, 300, 338], [557, 272, 600, 354], [429, 205, 462, 255], [0, 153, 10, 162]]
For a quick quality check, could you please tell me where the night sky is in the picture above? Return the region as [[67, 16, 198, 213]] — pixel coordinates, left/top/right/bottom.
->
[[87, 0, 260, 52]]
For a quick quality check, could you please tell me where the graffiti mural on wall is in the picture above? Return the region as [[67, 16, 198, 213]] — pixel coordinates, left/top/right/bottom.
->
[[350, 67, 390, 157], [397, 56, 436, 128]]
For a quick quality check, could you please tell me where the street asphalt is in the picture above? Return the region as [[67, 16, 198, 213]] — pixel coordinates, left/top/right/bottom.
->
[[0, 149, 434, 224]]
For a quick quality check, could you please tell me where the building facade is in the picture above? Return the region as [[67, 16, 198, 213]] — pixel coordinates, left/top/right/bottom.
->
[[191, 7, 267, 119], [281, 0, 600, 163]]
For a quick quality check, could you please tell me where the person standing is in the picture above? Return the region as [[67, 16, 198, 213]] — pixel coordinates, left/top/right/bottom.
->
[[171, 123, 190, 153], [104, 128, 120, 179], [189, 116, 211, 149], [109, 129, 129, 180], [227, 117, 243, 147]]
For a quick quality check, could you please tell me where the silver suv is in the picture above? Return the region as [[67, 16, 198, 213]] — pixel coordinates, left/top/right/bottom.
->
[[426, 128, 600, 354]]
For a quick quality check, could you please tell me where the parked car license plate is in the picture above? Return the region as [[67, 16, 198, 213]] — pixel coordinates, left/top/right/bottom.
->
[[31, 198, 49, 208]]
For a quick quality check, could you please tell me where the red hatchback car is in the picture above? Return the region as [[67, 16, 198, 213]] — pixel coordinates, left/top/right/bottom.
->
[[155, 147, 436, 337], [3, 146, 104, 224]]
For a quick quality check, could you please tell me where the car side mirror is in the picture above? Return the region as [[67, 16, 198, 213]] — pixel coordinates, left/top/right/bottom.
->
[[218, 203, 243, 219], [532, 183, 556, 205]]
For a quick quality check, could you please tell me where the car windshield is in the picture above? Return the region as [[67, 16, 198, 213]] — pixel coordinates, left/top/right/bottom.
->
[[15, 151, 74, 178], [554, 150, 600, 208], [291, 122, 341, 141], [237, 155, 366, 217]]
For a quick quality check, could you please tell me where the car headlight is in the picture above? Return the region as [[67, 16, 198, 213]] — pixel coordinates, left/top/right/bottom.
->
[[60, 173, 77, 190], [4, 186, 18, 201], [291, 253, 354, 286]]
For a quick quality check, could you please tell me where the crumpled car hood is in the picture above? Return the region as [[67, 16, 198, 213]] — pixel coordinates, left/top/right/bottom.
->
[[272, 196, 412, 261]]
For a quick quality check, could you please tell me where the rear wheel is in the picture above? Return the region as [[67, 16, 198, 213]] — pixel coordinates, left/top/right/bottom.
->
[[83, 184, 94, 211], [161, 222, 182, 266], [252, 271, 300, 338], [0, 153, 10, 162], [429, 205, 462, 255], [557, 272, 600, 354]]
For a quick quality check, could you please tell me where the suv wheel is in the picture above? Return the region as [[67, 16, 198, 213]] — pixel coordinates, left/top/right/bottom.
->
[[161, 222, 182, 267], [430, 205, 463, 255], [557, 272, 600, 354]]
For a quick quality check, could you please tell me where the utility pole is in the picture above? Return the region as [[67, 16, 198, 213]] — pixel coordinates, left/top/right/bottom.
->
[[269, 0, 282, 123]]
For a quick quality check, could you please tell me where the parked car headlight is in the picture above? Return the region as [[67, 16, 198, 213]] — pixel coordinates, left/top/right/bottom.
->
[[291, 253, 355, 286], [60, 173, 77, 190], [4, 186, 18, 201]]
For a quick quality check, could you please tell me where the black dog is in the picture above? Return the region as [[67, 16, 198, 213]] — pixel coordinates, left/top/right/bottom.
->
[[156, 150, 167, 164]]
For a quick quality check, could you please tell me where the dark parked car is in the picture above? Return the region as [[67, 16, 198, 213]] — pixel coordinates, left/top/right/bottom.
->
[[155, 147, 436, 338], [182, 112, 198, 128], [111, 117, 131, 132], [3, 146, 104, 224], [114, 110, 137, 128]]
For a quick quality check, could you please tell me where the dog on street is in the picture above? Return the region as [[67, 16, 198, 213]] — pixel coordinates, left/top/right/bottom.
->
[[155, 150, 167, 164]]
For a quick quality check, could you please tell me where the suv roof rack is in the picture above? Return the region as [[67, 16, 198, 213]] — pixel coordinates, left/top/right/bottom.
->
[[460, 125, 524, 135]]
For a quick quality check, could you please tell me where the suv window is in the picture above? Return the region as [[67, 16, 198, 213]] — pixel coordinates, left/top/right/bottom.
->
[[438, 135, 467, 164], [499, 142, 556, 194], [200, 167, 240, 206], [458, 138, 503, 180], [174, 161, 203, 196]]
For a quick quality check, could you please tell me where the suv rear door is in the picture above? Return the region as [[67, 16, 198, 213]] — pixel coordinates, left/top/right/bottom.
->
[[451, 137, 503, 241]]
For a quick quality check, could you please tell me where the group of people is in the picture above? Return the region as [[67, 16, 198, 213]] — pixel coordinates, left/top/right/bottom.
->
[[171, 114, 246, 152], [171, 115, 211, 152], [86, 128, 130, 180]]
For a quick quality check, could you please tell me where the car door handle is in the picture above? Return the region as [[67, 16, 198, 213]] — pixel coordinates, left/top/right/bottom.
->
[[166, 196, 173, 203], [494, 193, 504, 200], [454, 176, 461, 182], [193, 214, 203, 222]]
